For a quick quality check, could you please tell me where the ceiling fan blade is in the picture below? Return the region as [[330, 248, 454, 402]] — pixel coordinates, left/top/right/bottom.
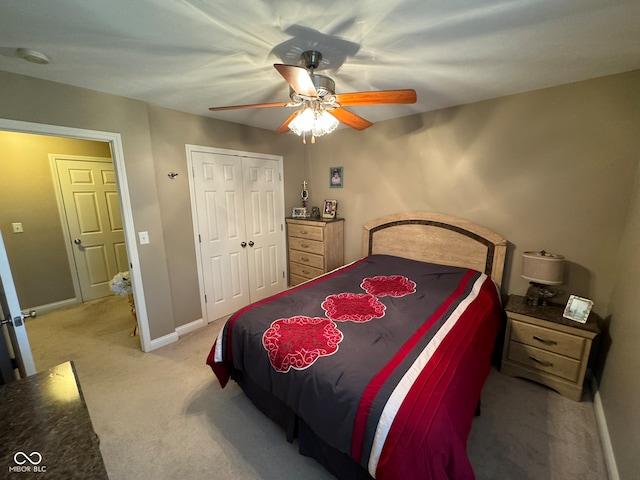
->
[[274, 64, 318, 97], [329, 108, 373, 131], [209, 101, 289, 112], [335, 89, 417, 107], [275, 112, 298, 134]]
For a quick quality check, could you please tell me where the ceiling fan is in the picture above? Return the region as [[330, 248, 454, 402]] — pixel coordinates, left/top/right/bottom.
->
[[209, 50, 417, 143]]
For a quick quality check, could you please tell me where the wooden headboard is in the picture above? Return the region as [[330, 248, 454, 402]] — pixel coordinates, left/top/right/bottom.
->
[[362, 212, 507, 288]]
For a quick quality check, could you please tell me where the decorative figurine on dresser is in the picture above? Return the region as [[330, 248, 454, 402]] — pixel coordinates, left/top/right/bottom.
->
[[292, 181, 310, 219], [285, 216, 344, 286]]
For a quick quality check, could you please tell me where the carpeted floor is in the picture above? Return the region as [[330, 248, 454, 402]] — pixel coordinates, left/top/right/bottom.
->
[[25, 295, 608, 479]]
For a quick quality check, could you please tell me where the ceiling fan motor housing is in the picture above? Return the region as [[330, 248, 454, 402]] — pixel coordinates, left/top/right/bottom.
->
[[289, 73, 335, 102]]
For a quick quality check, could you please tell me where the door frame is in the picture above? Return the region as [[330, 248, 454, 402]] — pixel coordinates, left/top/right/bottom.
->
[[185, 144, 286, 323], [0, 118, 151, 352]]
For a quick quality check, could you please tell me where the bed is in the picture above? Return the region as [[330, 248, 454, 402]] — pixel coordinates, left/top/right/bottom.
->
[[207, 212, 507, 480]]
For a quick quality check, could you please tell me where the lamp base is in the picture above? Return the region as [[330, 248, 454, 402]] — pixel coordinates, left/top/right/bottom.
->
[[524, 283, 557, 306]]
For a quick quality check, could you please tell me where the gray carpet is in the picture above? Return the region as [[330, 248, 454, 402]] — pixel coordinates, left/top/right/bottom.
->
[[25, 295, 608, 479]]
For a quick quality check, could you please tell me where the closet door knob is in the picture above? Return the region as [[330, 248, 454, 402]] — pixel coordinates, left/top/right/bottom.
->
[[240, 241, 247, 248], [248, 241, 254, 247]]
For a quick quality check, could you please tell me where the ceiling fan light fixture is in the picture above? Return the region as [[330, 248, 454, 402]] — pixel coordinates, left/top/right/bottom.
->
[[312, 110, 339, 136], [289, 105, 339, 142]]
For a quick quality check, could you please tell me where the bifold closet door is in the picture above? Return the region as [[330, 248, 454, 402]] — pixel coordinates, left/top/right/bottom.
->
[[191, 150, 285, 322]]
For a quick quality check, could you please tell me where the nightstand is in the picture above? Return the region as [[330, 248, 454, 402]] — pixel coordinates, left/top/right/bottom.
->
[[286, 217, 344, 286], [501, 295, 600, 401]]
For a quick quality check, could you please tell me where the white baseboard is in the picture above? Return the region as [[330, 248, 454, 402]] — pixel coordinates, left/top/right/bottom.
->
[[591, 377, 620, 480], [175, 318, 204, 337], [147, 331, 179, 351], [146, 318, 205, 352], [27, 297, 79, 315]]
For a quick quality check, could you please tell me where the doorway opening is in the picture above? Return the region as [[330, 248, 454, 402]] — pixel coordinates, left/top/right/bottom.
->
[[0, 118, 150, 353]]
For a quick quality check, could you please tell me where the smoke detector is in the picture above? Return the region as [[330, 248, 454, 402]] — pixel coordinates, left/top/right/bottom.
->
[[17, 48, 50, 65]]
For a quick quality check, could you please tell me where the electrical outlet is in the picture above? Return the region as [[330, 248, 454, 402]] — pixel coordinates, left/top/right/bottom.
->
[[12, 222, 24, 233]]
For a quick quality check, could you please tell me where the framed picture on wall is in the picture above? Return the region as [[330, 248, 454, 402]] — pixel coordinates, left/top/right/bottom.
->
[[323, 199, 337, 219], [329, 167, 343, 188]]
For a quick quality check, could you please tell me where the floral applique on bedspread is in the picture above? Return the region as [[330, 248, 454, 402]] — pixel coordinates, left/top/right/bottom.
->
[[261, 275, 416, 373], [262, 317, 343, 373]]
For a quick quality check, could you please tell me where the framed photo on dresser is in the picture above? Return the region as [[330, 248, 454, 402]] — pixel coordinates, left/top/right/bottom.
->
[[322, 199, 337, 219]]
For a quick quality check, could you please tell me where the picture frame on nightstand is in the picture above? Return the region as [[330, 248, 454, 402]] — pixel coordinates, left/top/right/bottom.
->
[[563, 295, 593, 323]]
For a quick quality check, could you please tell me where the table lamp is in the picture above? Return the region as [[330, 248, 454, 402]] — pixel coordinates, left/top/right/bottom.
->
[[521, 250, 565, 306]]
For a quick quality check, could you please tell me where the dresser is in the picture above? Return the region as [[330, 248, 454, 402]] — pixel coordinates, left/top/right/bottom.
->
[[286, 217, 344, 286], [501, 295, 600, 401], [0, 361, 109, 478]]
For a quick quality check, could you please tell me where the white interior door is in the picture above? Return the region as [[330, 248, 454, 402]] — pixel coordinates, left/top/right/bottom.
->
[[192, 152, 251, 321], [54, 158, 128, 301], [242, 156, 286, 302], [0, 230, 36, 379], [189, 146, 286, 322]]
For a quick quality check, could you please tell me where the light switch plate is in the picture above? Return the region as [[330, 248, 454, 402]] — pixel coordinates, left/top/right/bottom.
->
[[138, 231, 150, 245]]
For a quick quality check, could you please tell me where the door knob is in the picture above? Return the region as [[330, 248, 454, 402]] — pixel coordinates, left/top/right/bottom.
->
[[248, 241, 254, 247], [240, 241, 247, 248], [74, 239, 82, 245]]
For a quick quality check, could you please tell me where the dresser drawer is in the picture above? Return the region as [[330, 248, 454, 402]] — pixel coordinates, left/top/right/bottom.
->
[[508, 342, 581, 382], [289, 273, 309, 286], [288, 236, 323, 255], [510, 320, 586, 360], [290, 262, 324, 280], [288, 223, 324, 241], [289, 249, 324, 269]]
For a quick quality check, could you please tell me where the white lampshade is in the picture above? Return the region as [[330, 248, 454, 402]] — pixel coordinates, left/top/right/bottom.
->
[[521, 250, 565, 285]]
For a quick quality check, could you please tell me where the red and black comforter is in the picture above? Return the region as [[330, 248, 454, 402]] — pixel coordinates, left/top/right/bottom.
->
[[207, 254, 503, 479]]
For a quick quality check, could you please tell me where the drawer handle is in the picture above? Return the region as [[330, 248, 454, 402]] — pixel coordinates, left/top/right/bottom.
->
[[300, 230, 308, 234], [302, 270, 310, 274], [301, 257, 309, 262], [533, 335, 557, 346], [300, 243, 310, 248], [530, 355, 553, 367]]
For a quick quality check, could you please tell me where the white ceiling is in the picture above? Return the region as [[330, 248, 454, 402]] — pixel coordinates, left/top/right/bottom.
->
[[1, 0, 638, 133]]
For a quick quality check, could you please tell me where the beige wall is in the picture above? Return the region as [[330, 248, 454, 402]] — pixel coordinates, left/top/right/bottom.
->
[[1, 68, 638, 476], [305, 71, 640, 314], [600, 161, 640, 480], [0, 132, 112, 307], [146, 106, 303, 325], [0, 71, 176, 339]]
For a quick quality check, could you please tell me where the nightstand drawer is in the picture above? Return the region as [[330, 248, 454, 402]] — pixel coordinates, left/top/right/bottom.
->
[[289, 250, 324, 269], [288, 224, 324, 241], [510, 320, 586, 360], [290, 262, 324, 280], [288, 236, 323, 255], [508, 342, 581, 382]]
